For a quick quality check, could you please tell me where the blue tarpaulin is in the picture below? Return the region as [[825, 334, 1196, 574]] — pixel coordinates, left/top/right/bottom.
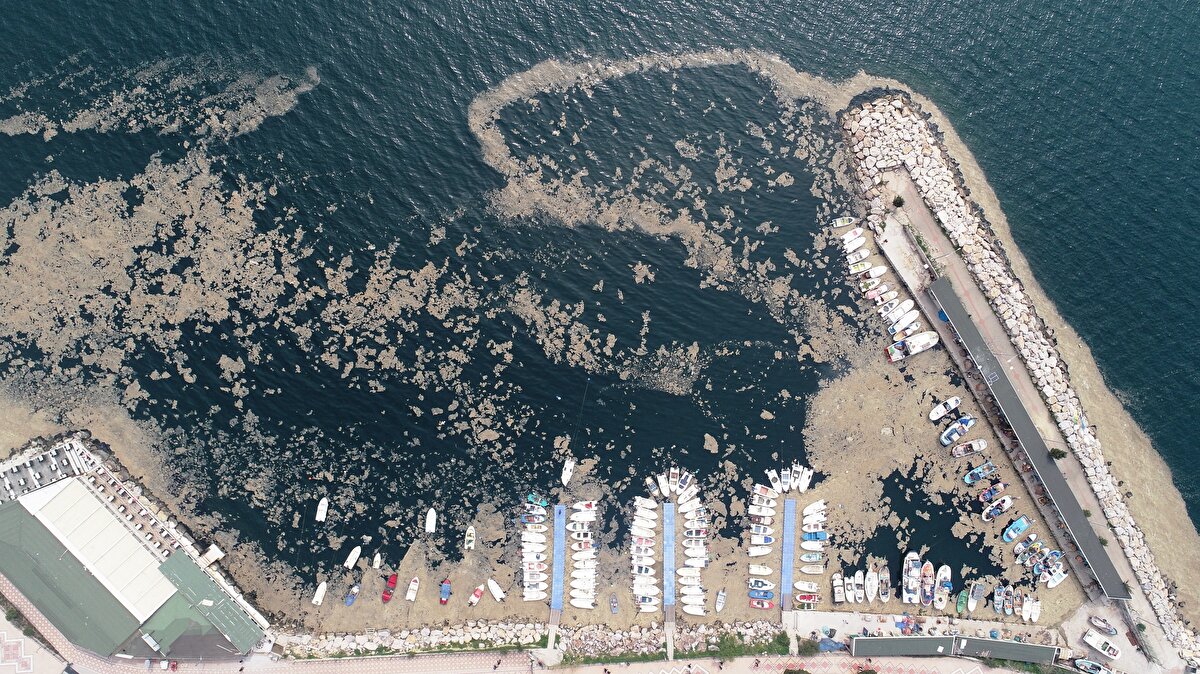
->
[[818, 637, 846, 652]]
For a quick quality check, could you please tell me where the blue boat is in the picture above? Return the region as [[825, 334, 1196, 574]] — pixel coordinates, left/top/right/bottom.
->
[[526, 493, 549, 507], [439, 579, 452, 605], [962, 460, 996, 485], [802, 531, 828, 542], [748, 589, 774, 600], [940, 415, 976, 446], [1002, 515, 1032, 543], [344, 583, 360, 606]]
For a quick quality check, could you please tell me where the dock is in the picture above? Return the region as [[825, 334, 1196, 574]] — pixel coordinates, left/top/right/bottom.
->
[[662, 502, 676, 659], [780, 498, 796, 609], [546, 504, 566, 650]]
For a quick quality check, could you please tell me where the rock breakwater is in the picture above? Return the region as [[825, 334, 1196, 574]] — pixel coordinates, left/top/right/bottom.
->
[[842, 93, 1198, 656], [280, 620, 548, 657]]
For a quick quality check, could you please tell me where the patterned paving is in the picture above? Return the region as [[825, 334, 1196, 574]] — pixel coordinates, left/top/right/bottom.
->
[[0, 632, 33, 674]]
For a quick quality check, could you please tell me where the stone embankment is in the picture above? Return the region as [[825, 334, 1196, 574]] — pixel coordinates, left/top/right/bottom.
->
[[841, 94, 1198, 656], [280, 620, 547, 657], [559, 620, 780, 658]]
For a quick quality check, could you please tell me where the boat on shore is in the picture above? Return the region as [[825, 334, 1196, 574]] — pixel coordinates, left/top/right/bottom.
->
[[941, 415, 976, 446], [846, 249, 871, 265], [887, 309, 920, 336], [860, 265, 888, 280], [886, 331, 940, 362], [344, 584, 360, 606], [311, 582, 327, 606], [840, 227, 864, 243], [929, 397, 962, 422], [919, 562, 935, 607], [405, 577, 419, 601], [1073, 660, 1113, 674], [464, 526, 476, 551], [487, 578, 505, 602], [864, 568, 878, 604], [382, 573, 398, 603], [439, 579, 451, 605], [982, 495, 1014, 522], [963, 460, 997, 485], [1082, 628, 1122, 659], [952, 439, 987, 458], [844, 236, 866, 254], [1003, 515, 1033, 542], [1089, 616, 1119, 636], [831, 216, 857, 228], [882, 299, 915, 324], [315, 497, 329, 522]]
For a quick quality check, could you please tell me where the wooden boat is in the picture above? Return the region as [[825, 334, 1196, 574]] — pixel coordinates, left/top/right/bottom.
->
[[747, 546, 772, 557], [848, 260, 871, 275], [878, 566, 891, 602], [887, 309, 920, 335], [748, 564, 771, 576], [962, 459, 996, 486], [468, 584, 485, 607], [749, 599, 774, 610], [1082, 628, 1122, 659], [831, 216, 857, 228], [882, 299, 915, 324], [859, 277, 881, 292], [846, 249, 870, 264], [831, 572, 845, 603], [865, 283, 891, 301], [1003, 515, 1033, 543], [865, 568, 878, 604], [933, 565, 952, 610], [799, 564, 826, 575], [802, 500, 826, 516], [1073, 660, 1113, 674], [920, 562, 935, 607], [886, 331, 939, 361], [463, 526, 476, 551], [929, 396, 962, 422], [715, 588, 727, 613], [952, 439, 988, 458], [1089, 616, 1119, 636], [941, 415, 977, 446], [981, 495, 1014, 522], [844, 236, 866, 253], [608, 593, 618, 614], [979, 481, 1009, 503], [854, 570, 866, 602], [343, 546, 362, 569], [311, 582, 327, 606], [840, 227, 864, 242], [438, 579, 451, 605], [315, 497, 329, 523], [487, 578, 505, 602], [344, 584, 360, 607], [800, 541, 824, 552], [425, 508, 437, 533], [967, 581, 984, 612]]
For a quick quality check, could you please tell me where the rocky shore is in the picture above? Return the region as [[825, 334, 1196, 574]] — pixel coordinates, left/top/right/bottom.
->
[[560, 620, 781, 658], [842, 94, 1198, 656]]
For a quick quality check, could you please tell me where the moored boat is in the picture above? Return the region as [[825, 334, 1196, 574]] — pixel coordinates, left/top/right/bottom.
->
[[955, 589, 968, 613], [940, 415, 977, 446], [887, 309, 920, 336], [831, 216, 857, 228], [425, 508, 437, 533], [886, 331, 940, 362], [981, 495, 1014, 522], [844, 236, 866, 253], [315, 497, 329, 522], [861, 265, 888, 280], [831, 572, 845, 604], [919, 562, 935, 607], [928, 396, 962, 422], [343, 545, 362, 569], [1003, 515, 1033, 543], [561, 458, 575, 486], [933, 565, 952, 610], [311, 581, 327, 606], [464, 526, 476, 551], [799, 564, 826, 575], [881, 299, 915, 324], [963, 459, 997, 485], [372, 553, 382, 569], [846, 249, 871, 265], [877, 565, 891, 602], [1089, 615, 1119, 636], [344, 584, 360, 606], [902, 551, 921, 604], [968, 581, 985, 612], [405, 577, 419, 601], [979, 481, 1009, 503], [382, 573, 398, 603], [952, 439, 987, 458], [839, 227, 864, 243]]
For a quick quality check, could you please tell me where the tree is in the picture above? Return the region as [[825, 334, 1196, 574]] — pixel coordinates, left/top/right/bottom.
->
[[892, 195, 905, 208], [1083, 509, 1092, 518], [1099, 536, 1109, 547], [1049, 448, 1068, 460]]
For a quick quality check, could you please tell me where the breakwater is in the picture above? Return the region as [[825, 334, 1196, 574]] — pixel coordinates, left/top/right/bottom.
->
[[841, 94, 1198, 656]]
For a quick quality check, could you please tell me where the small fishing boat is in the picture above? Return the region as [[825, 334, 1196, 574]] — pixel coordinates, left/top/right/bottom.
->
[[748, 505, 776, 517], [633, 496, 658, 510], [632, 565, 655, 576], [894, 321, 923, 341], [1089, 616, 1119, 636], [887, 309, 920, 336], [962, 459, 997, 485], [463, 526, 476, 551], [344, 584, 360, 606], [566, 521, 591, 532], [676, 567, 702, 579], [864, 283, 891, 300], [681, 604, 706, 617], [523, 590, 547, 602], [1030, 597, 1042, 623], [609, 593, 618, 614], [844, 236, 866, 253], [1003, 586, 1014, 615], [891, 331, 940, 361], [800, 541, 824, 552], [521, 543, 547, 554], [840, 227, 864, 242], [668, 466, 681, 493], [831, 572, 845, 603], [571, 512, 597, 523], [968, 581, 984, 612], [425, 508, 437, 533], [871, 289, 897, 305], [799, 551, 824, 563], [631, 582, 659, 596], [902, 552, 921, 604], [570, 597, 595, 610], [438, 579, 451, 605], [632, 516, 655, 530], [1018, 541, 1045, 566], [882, 299, 915, 324], [488, 578, 506, 602], [522, 503, 546, 515], [979, 481, 1009, 503], [940, 415, 977, 446], [678, 499, 703, 515], [752, 484, 778, 499], [405, 577, 419, 601], [631, 554, 656, 566], [864, 568, 878, 604], [1021, 592, 1033, 622], [520, 514, 546, 525], [656, 472, 670, 496], [955, 589, 968, 613], [344, 546, 362, 569], [749, 515, 774, 526], [878, 566, 892, 602], [468, 584, 485, 607], [993, 585, 1004, 614], [572, 541, 594, 553], [982, 495, 1014, 522], [877, 298, 901, 316], [780, 466, 792, 492], [524, 561, 548, 572], [854, 570, 866, 603], [749, 524, 773, 536], [802, 512, 826, 525], [799, 564, 826, 575], [859, 277, 881, 292], [682, 539, 706, 550], [747, 578, 776, 590], [527, 493, 549, 507], [933, 565, 952, 610], [794, 580, 820, 593], [748, 564, 771, 576], [677, 471, 693, 492], [1046, 563, 1069, 589], [315, 497, 329, 522], [928, 396, 962, 422], [522, 531, 547, 544], [749, 495, 776, 508], [561, 458, 575, 486], [919, 562, 935, 607], [749, 599, 775, 610], [631, 526, 656, 538], [843, 575, 856, 603], [1073, 660, 1113, 674], [684, 557, 709, 568], [382, 573, 398, 603], [372, 552, 382, 569], [715, 588, 727, 613], [860, 265, 887, 279], [952, 439, 988, 458], [311, 582, 327, 606], [802, 500, 826, 516], [801, 523, 824, 534], [1003, 515, 1033, 542], [802, 531, 828, 542], [1082, 628, 1122, 659], [831, 216, 857, 228], [846, 248, 870, 264], [1014, 533, 1038, 556], [747, 546, 772, 557], [766, 469, 782, 493], [748, 589, 774, 601], [632, 535, 655, 547], [525, 572, 548, 584], [750, 535, 774, 546]]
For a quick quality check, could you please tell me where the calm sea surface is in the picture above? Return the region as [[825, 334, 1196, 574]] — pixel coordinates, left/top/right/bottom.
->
[[1, 0, 1196, 575]]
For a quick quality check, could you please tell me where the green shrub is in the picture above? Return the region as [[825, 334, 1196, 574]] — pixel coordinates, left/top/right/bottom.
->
[[892, 195, 905, 208], [1049, 448, 1067, 460]]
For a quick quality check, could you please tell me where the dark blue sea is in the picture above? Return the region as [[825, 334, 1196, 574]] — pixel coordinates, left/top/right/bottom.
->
[[0, 0, 1196, 588]]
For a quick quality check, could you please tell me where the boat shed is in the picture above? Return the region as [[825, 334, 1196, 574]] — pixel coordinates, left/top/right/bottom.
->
[[850, 635, 1059, 665], [849, 635, 955, 658]]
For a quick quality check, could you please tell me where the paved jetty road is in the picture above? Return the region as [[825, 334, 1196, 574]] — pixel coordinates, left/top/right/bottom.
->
[[781, 498, 796, 609], [663, 503, 675, 609], [552, 504, 566, 611], [929, 276, 1129, 600]]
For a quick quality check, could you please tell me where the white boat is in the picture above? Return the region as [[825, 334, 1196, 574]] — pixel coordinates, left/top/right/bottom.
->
[[521, 531, 547, 544], [750, 535, 774, 546], [573, 500, 596, 511], [747, 546, 772, 557], [888, 331, 940, 361], [521, 543, 547, 554], [678, 499, 702, 515], [631, 554, 656, 566], [794, 580, 820, 593], [882, 299, 915, 324], [523, 591, 547, 602], [571, 569, 596, 581], [929, 396, 962, 421], [749, 495, 777, 508], [684, 518, 710, 530], [570, 579, 595, 592], [680, 594, 706, 606], [525, 572, 548, 583], [656, 473, 670, 496], [372, 552, 382, 569], [801, 523, 823, 533], [749, 524, 773, 535], [854, 570, 866, 602], [405, 577, 420, 602], [843, 236, 867, 253], [748, 505, 775, 517], [839, 227, 864, 242], [630, 526, 656, 539], [561, 458, 575, 486], [802, 513, 826, 525], [877, 298, 901, 316], [872, 290, 898, 306], [766, 469, 782, 492], [424, 508, 437, 533], [800, 541, 824, 552], [569, 597, 595, 610], [1021, 592, 1033, 622], [572, 550, 597, 562], [632, 565, 655, 576], [311, 582, 327, 606], [684, 557, 708, 568], [831, 216, 857, 228], [315, 497, 329, 523], [634, 496, 658, 510], [632, 516, 656, 530], [668, 467, 680, 493], [1030, 597, 1041, 623], [681, 603, 706, 617], [632, 583, 660, 596], [845, 249, 870, 264], [678, 576, 702, 587], [571, 509, 598, 521], [831, 573, 845, 603], [843, 575, 856, 603], [799, 564, 825, 575], [748, 564, 771, 576], [676, 567, 701, 578], [343, 546, 362, 569], [1082, 628, 1122, 659], [888, 309, 920, 335], [752, 484, 779, 498], [464, 526, 476, 551], [715, 588, 727, 612], [1046, 564, 1069, 589], [802, 500, 826, 516], [634, 507, 658, 521], [525, 523, 548, 534], [487, 578, 505, 602], [862, 265, 887, 279], [574, 558, 597, 570], [676, 483, 699, 504], [779, 467, 792, 492], [865, 568, 878, 604]]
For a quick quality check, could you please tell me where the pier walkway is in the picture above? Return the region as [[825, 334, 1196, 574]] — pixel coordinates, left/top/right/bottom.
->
[[662, 503, 676, 659], [780, 499, 796, 610], [547, 504, 566, 649]]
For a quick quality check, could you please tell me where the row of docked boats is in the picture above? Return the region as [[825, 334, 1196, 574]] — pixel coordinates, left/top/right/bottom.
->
[[566, 499, 599, 609], [521, 493, 552, 602], [627, 491, 661, 614], [833, 218, 939, 361], [648, 466, 714, 616], [830, 560, 892, 606]]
